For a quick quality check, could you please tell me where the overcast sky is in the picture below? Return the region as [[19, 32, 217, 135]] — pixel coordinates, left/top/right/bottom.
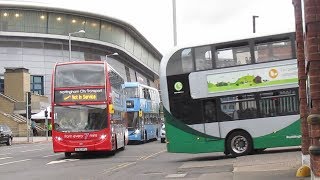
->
[[9, 0, 295, 55]]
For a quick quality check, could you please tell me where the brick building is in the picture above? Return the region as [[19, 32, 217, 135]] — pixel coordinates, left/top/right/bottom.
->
[[293, 0, 320, 178]]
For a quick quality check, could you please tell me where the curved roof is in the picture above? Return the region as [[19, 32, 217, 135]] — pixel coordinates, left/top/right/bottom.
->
[[0, 1, 162, 59]]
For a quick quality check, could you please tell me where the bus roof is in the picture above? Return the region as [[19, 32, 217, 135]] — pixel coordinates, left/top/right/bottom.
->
[[123, 82, 158, 91], [123, 82, 139, 88], [162, 32, 295, 62], [177, 32, 294, 51], [55, 61, 105, 66]]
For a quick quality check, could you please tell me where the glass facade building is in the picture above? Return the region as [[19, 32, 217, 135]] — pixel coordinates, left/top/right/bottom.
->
[[0, 4, 162, 97]]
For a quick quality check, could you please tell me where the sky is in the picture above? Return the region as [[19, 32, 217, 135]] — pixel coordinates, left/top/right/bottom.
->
[[4, 0, 296, 55]]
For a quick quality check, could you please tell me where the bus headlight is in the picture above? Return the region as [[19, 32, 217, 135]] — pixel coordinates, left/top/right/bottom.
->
[[100, 134, 107, 140], [55, 136, 63, 141]]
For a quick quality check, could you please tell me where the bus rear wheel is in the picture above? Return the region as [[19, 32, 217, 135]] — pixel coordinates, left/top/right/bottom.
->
[[226, 131, 252, 157], [143, 131, 148, 143]]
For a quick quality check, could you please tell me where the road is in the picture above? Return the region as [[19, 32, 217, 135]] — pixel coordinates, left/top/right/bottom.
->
[[0, 140, 307, 180]]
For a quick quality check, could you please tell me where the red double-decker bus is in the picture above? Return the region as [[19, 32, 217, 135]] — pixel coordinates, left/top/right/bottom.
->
[[51, 61, 128, 157]]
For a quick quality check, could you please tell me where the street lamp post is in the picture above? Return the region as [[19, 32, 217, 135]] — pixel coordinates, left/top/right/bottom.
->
[[252, 15, 259, 33], [68, 30, 85, 61], [172, 0, 177, 46], [105, 52, 118, 61]]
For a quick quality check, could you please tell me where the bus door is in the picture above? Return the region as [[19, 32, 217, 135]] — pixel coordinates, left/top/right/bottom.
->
[[203, 99, 221, 139]]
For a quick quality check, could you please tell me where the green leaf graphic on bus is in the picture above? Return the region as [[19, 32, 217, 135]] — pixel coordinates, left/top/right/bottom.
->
[[207, 64, 298, 93]]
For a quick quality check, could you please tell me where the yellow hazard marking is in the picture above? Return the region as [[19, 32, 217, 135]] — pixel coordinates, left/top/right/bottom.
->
[[296, 165, 311, 177]]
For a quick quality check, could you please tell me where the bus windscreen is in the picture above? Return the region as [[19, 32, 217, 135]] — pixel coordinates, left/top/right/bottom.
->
[[53, 104, 107, 132], [55, 64, 105, 88]]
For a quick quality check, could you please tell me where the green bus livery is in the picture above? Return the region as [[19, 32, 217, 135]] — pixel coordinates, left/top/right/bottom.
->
[[159, 32, 300, 156]]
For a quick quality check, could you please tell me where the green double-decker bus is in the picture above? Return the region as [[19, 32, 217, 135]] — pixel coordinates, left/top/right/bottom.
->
[[159, 32, 301, 156]]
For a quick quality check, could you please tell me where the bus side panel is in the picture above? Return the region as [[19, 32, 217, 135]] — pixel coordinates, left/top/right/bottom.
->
[[252, 119, 301, 149], [164, 109, 224, 153]]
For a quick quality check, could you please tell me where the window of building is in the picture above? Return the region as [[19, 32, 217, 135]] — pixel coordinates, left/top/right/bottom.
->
[[30, 75, 44, 95], [84, 18, 100, 40], [0, 76, 4, 94], [125, 66, 131, 82], [109, 69, 124, 91]]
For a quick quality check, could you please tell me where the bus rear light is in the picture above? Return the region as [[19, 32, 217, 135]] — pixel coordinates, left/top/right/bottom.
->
[[100, 134, 107, 140]]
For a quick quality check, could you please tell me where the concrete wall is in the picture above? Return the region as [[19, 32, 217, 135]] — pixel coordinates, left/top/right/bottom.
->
[[4, 68, 30, 102], [0, 113, 20, 136], [0, 95, 15, 114], [17, 123, 28, 137]]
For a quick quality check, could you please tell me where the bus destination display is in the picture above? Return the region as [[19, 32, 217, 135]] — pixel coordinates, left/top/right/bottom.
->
[[54, 88, 106, 103]]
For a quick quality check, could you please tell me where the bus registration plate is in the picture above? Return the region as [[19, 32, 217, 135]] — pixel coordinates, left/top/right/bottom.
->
[[75, 148, 87, 152]]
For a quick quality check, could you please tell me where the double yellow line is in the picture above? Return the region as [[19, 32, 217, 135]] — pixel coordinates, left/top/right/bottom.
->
[[140, 149, 166, 160], [103, 162, 137, 174], [102, 149, 166, 174]]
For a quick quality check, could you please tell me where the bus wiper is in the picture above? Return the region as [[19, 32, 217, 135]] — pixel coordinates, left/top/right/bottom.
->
[[62, 130, 72, 133], [75, 102, 96, 109]]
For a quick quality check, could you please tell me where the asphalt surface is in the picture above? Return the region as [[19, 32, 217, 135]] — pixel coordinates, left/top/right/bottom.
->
[[0, 139, 311, 180]]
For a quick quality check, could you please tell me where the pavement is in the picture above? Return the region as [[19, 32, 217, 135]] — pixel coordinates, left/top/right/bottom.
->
[[13, 136, 52, 144], [176, 147, 310, 180]]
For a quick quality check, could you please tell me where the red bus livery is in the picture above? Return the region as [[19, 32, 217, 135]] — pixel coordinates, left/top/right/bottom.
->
[[51, 61, 128, 157]]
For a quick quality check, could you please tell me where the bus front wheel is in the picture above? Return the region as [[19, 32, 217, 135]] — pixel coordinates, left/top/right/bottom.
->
[[119, 136, 125, 151], [64, 152, 71, 158], [226, 131, 252, 157]]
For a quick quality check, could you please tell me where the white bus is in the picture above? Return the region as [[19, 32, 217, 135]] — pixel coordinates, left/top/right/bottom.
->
[[160, 32, 300, 156]]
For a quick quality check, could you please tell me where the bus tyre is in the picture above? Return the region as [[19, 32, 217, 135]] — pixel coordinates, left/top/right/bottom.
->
[[254, 148, 266, 153], [119, 136, 125, 151], [226, 131, 252, 157], [64, 152, 71, 158], [6, 137, 12, 146], [144, 131, 147, 143], [156, 129, 159, 138]]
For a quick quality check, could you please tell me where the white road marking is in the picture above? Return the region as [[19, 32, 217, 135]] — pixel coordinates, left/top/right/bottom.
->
[[141, 149, 166, 160], [1, 144, 47, 150], [46, 159, 79, 165], [0, 159, 31, 166], [43, 154, 61, 158], [0, 153, 11, 156], [3, 146, 28, 150], [118, 156, 142, 158], [20, 148, 45, 153], [165, 174, 187, 178], [103, 162, 136, 174], [137, 156, 145, 160], [0, 157, 13, 160]]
